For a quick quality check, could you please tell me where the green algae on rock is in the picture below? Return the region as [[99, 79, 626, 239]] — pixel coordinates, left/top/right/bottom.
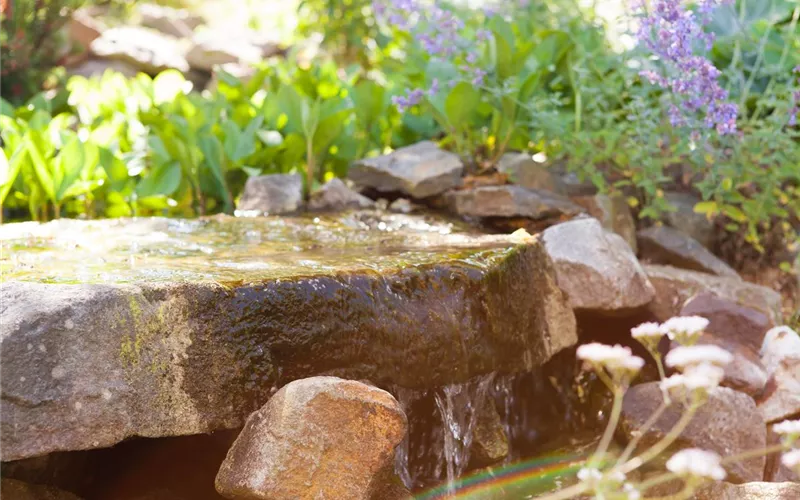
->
[[0, 214, 577, 461]]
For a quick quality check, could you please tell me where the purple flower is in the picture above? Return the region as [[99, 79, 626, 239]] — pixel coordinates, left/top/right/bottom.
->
[[637, 0, 738, 135]]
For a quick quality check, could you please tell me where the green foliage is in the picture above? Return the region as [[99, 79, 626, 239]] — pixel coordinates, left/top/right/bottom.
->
[[0, 0, 83, 103]]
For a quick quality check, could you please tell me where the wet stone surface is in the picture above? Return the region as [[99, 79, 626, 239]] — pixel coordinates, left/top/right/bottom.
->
[[0, 213, 577, 461]]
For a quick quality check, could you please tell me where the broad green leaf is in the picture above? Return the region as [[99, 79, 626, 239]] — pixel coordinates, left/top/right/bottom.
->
[[693, 201, 719, 215], [278, 85, 306, 136], [0, 98, 13, 117], [0, 147, 23, 204], [351, 80, 386, 128], [23, 131, 56, 202], [445, 82, 480, 130], [99, 147, 130, 191], [224, 115, 264, 163], [54, 136, 86, 202], [136, 161, 182, 197]]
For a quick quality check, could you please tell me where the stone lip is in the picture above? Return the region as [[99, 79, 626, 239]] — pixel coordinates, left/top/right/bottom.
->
[[445, 185, 583, 220], [0, 218, 577, 461], [349, 141, 464, 199]]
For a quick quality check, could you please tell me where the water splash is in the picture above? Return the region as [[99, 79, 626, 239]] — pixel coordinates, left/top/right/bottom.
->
[[393, 386, 418, 489], [434, 373, 495, 492]]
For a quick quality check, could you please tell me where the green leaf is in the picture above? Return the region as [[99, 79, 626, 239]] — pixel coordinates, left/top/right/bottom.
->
[[224, 115, 264, 163], [0, 147, 23, 205], [693, 200, 719, 216], [198, 133, 233, 211], [99, 147, 130, 191], [54, 136, 86, 202], [445, 82, 480, 130], [0, 98, 14, 117], [136, 161, 182, 197], [23, 131, 56, 202]]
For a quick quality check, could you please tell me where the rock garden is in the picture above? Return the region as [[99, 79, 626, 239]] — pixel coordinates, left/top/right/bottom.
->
[[1, 1, 799, 499]]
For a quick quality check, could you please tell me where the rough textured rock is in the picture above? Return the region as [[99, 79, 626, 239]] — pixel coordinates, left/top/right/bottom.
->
[[758, 356, 800, 424], [215, 377, 406, 500], [90, 27, 189, 74], [663, 191, 716, 249], [0, 215, 577, 461], [678, 292, 772, 396], [644, 264, 782, 324], [0, 479, 83, 500], [186, 32, 262, 71], [308, 178, 375, 211], [766, 423, 800, 482], [446, 185, 583, 220], [139, 4, 203, 38], [470, 399, 509, 468], [496, 153, 565, 194], [695, 482, 800, 499], [638, 225, 739, 278], [542, 218, 655, 312], [349, 141, 463, 199], [571, 193, 637, 252], [236, 173, 304, 214], [619, 383, 766, 483]]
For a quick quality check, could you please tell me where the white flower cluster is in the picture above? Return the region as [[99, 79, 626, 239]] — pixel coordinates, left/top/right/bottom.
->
[[661, 316, 710, 345], [577, 343, 645, 381], [658, 344, 732, 397], [777, 419, 800, 478], [666, 448, 726, 480]]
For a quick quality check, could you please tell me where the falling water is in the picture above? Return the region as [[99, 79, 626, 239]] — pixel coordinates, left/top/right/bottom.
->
[[434, 373, 495, 492], [393, 386, 417, 489]]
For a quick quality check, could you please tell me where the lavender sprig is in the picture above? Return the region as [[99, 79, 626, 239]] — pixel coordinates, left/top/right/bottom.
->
[[636, 0, 738, 135]]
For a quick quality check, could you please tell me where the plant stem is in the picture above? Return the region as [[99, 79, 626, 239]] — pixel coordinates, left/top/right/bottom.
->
[[590, 387, 624, 468], [616, 401, 699, 475], [720, 443, 787, 465], [739, 24, 774, 112], [616, 401, 668, 467], [306, 137, 315, 200]]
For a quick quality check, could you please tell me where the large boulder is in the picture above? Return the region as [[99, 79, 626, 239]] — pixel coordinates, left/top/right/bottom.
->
[[236, 173, 304, 215], [541, 218, 655, 312], [215, 377, 407, 500], [186, 32, 263, 72], [0, 215, 577, 461], [445, 185, 582, 220], [349, 141, 463, 199], [90, 26, 190, 74], [643, 264, 782, 324], [637, 225, 739, 278], [619, 383, 766, 483]]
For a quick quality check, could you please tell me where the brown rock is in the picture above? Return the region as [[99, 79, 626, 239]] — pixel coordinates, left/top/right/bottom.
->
[[470, 399, 509, 468], [215, 377, 408, 500], [0, 479, 83, 500], [765, 423, 800, 482], [571, 193, 637, 252], [695, 481, 800, 499], [496, 153, 565, 194], [678, 292, 773, 396], [446, 185, 582, 220], [542, 218, 655, 312], [69, 9, 104, 49], [308, 178, 375, 212], [638, 225, 739, 278], [758, 357, 800, 424], [619, 383, 766, 483], [644, 264, 782, 324]]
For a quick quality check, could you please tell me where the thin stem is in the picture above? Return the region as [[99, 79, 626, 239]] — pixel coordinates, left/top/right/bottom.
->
[[720, 443, 787, 465], [616, 402, 668, 466], [530, 480, 590, 500], [636, 470, 681, 491], [590, 387, 625, 468], [616, 401, 700, 475], [305, 137, 315, 200]]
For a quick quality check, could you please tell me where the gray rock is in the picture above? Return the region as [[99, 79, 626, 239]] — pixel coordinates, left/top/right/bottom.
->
[[695, 482, 800, 499], [496, 153, 565, 194], [758, 356, 800, 424], [571, 193, 637, 252], [678, 292, 773, 396], [349, 141, 463, 199], [236, 173, 304, 215], [0, 215, 577, 461], [766, 423, 800, 482], [308, 178, 375, 212], [643, 264, 782, 324], [542, 218, 655, 312], [446, 185, 583, 220], [620, 383, 766, 483], [0, 479, 83, 500], [470, 399, 509, 468], [388, 198, 416, 214], [215, 377, 407, 500], [186, 32, 262, 71], [67, 58, 140, 79], [638, 225, 739, 278], [663, 191, 715, 249], [139, 4, 203, 38], [90, 27, 189, 74]]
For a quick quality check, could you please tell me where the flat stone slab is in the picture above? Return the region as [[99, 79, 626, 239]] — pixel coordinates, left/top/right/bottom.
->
[[0, 214, 577, 461]]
